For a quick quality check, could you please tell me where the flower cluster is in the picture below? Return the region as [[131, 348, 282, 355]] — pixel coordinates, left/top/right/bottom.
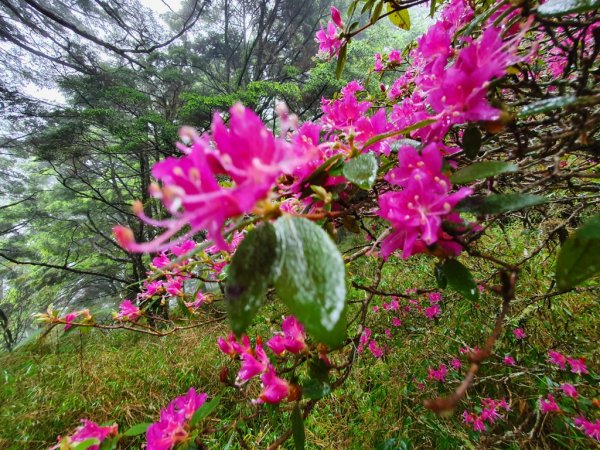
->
[[378, 143, 472, 258], [463, 398, 511, 432], [218, 316, 307, 404], [114, 104, 305, 253], [547, 350, 589, 375], [315, 6, 344, 58], [146, 388, 208, 450]]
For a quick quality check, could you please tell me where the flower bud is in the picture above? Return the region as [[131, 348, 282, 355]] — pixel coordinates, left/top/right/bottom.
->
[[330, 6, 343, 29]]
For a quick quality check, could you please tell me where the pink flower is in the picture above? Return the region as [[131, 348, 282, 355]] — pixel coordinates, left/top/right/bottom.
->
[[503, 355, 516, 366], [63, 312, 78, 331], [425, 304, 441, 320], [267, 316, 307, 355], [539, 394, 560, 414], [173, 388, 208, 421], [392, 317, 402, 327], [330, 6, 344, 29], [574, 417, 600, 442], [368, 339, 384, 358], [146, 404, 188, 450], [560, 383, 578, 398], [388, 49, 401, 64], [171, 240, 196, 257], [378, 144, 472, 259], [481, 407, 501, 424], [567, 357, 588, 375], [428, 292, 443, 303], [548, 350, 567, 370], [115, 104, 302, 254], [51, 420, 118, 450], [165, 278, 183, 296], [463, 411, 486, 432], [185, 292, 207, 312], [256, 368, 290, 404], [152, 253, 171, 268], [315, 21, 343, 58], [145, 390, 206, 450], [450, 358, 461, 370], [374, 53, 384, 72], [513, 328, 527, 340], [217, 333, 251, 357], [427, 364, 448, 383], [116, 299, 141, 322], [146, 388, 208, 450], [236, 345, 269, 384]]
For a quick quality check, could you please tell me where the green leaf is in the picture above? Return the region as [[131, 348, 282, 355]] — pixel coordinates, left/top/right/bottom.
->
[[538, 0, 600, 17], [302, 379, 332, 400], [456, 193, 547, 214], [336, 44, 348, 80], [343, 154, 378, 190], [556, 214, 600, 291], [123, 422, 151, 437], [274, 217, 346, 346], [291, 404, 306, 450], [462, 126, 482, 160], [190, 395, 221, 427], [442, 259, 478, 301], [387, 4, 410, 30], [225, 224, 281, 335], [371, 0, 384, 23], [517, 96, 579, 118], [73, 439, 100, 450], [450, 161, 517, 185], [434, 264, 447, 289]]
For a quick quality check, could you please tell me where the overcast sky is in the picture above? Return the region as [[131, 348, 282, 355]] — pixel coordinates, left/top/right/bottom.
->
[[22, 0, 184, 105]]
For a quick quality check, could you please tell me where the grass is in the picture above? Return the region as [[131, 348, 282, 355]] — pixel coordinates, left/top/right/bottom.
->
[[1, 221, 599, 449]]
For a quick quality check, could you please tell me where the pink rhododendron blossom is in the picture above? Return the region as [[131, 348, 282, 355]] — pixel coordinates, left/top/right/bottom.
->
[[146, 388, 207, 450], [114, 104, 305, 254], [171, 240, 196, 257], [217, 333, 251, 357], [389, 49, 401, 64], [236, 344, 269, 385], [548, 350, 567, 369], [165, 278, 183, 296], [315, 21, 343, 58], [511, 327, 527, 340], [425, 304, 441, 320], [185, 292, 207, 312], [378, 144, 472, 258], [368, 339, 384, 358], [116, 299, 141, 322], [574, 417, 600, 442], [63, 312, 78, 331], [503, 355, 516, 366], [267, 316, 307, 355], [539, 395, 560, 414], [450, 358, 461, 370], [567, 357, 588, 375], [256, 368, 290, 404], [152, 253, 171, 268], [560, 383, 578, 398], [374, 53, 384, 72], [51, 420, 118, 450], [427, 364, 448, 383]]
